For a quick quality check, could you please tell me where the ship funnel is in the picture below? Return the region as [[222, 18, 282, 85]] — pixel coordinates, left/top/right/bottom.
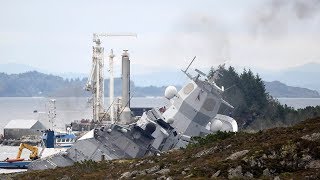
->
[[120, 50, 132, 124]]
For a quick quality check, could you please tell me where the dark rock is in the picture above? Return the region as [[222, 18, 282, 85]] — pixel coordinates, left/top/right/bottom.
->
[[120, 172, 131, 179], [137, 170, 146, 176], [228, 166, 243, 179], [263, 168, 271, 176], [244, 172, 253, 178], [301, 133, 320, 141], [145, 165, 160, 174], [194, 146, 216, 158], [156, 169, 170, 175], [60, 175, 71, 180], [226, 150, 249, 160], [268, 151, 278, 159], [184, 174, 193, 178], [131, 170, 138, 177], [211, 170, 220, 178], [157, 175, 166, 180], [2, 140, 8, 145], [306, 160, 320, 169], [274, 176, 281, 180]]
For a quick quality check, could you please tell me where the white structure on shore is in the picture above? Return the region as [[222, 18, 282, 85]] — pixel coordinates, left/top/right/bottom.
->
[[4, 119, 45, 139]]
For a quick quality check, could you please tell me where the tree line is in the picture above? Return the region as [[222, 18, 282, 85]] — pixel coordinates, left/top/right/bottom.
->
[[0, 71, 167, 97], [215, 66, 320, 130]]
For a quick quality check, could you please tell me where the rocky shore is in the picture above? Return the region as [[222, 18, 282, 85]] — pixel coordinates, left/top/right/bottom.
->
[[0, 135, 40, 146], [3, 117, 320, 179]]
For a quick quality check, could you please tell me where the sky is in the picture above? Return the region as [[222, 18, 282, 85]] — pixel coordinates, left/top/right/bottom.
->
[[0, 0, 320, 76]]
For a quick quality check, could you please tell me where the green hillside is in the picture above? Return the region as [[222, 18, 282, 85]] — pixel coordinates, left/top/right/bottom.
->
[[5, 117, 320, 179]]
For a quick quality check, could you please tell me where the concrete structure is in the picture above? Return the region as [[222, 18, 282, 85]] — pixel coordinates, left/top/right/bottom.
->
[[4, 119, 46, 139], [120, 50, 132, 124]]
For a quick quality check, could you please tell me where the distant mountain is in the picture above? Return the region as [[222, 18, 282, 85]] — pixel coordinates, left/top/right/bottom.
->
[[259, 62, 320, 92], [2, 62, 320, 96], [0, 63, 87, 80], [0, 71, 89, 97], [0, 71, 168, 97], [264, 81, 320, 98]]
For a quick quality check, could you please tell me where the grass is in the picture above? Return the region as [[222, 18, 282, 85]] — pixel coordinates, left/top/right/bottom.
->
[[9, 117, 320, 179]]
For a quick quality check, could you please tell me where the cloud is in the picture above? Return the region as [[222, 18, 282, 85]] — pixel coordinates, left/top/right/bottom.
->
[[248, 0, 320, 37]]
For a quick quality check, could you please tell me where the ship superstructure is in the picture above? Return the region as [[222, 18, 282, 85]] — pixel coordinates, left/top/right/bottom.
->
[[28, 34, 237, 171]]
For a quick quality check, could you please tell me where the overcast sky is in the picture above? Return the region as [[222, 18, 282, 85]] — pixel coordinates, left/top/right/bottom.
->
[[0, 0, 319, 75]]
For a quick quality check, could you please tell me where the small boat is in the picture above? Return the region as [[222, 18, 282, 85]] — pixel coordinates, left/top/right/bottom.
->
[[42, 129, 77, 148], [0, 160, 31, 169], [4, 158, 24, 163]]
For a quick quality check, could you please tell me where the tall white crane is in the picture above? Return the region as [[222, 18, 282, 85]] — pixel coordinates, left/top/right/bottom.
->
[[85, 33, 137, 123], [85, 36, 105, 122]]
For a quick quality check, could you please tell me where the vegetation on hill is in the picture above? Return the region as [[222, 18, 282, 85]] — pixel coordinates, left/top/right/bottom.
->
[[0, 71, 87, 97], [7, 117, 320, 179], [0, 71, 167, 97], [0, 69, 318, 98], [215, 66, 320, 130]]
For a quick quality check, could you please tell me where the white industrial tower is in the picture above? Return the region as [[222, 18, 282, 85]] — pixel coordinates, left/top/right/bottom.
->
[[108, 49, 115, 123], [85, 35, 105, 122], [86, 33, 136, 123]]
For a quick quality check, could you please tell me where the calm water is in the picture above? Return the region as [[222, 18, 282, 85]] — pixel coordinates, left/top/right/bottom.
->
[[0, 97, 319, 133], [277, 98, 320, 109], [0, 97, 169, 134]]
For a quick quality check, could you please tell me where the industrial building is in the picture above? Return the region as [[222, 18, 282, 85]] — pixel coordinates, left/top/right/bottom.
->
[[3, 119, 46, 139]]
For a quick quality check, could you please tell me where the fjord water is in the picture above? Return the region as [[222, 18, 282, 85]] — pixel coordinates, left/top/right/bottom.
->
[[277, 98, 320, 109], [0, 97, 169, 134], [0, 97, 319, 134]]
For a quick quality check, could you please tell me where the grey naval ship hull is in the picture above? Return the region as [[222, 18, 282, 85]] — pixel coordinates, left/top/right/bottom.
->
[[29, 123, 158, 170], [29, 64, 238, 171]]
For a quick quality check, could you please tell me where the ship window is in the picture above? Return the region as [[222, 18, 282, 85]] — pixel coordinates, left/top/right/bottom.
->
[[183, 83, 194, 95], [57, 139, 61, 142], [173, 131, 177, 136], [62, 139, 65, 142]]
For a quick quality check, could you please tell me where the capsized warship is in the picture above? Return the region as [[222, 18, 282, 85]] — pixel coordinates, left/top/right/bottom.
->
[[28, 34, 238, 170]]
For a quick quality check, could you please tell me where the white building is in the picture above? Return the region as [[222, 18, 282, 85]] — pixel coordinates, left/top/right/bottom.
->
[[4, 119, 46, 139]]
